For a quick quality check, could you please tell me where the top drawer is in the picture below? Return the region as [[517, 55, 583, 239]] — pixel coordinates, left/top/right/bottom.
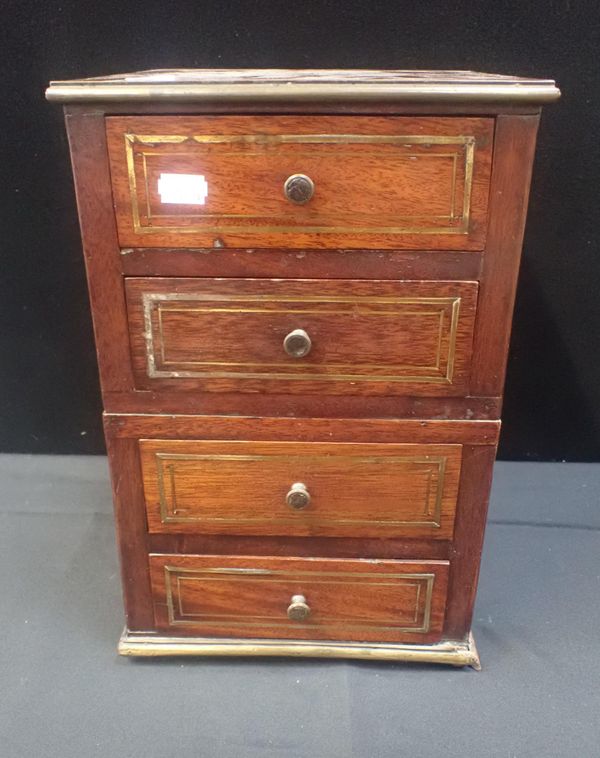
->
[[106, 116, 493, 250]]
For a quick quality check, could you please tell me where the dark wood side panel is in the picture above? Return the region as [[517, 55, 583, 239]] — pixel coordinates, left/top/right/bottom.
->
[[149, 554, 449, 644], [443, 444, 497, 639], [64, 110, 134, 392], [104, 436, 154, 630], [471, 114, 541, 396]]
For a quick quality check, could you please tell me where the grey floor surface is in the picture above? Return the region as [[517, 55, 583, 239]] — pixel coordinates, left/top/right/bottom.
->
[[1, 455, 599, 757]]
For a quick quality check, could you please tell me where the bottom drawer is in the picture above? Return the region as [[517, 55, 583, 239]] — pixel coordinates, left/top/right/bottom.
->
[[149, 554, 449, 644]]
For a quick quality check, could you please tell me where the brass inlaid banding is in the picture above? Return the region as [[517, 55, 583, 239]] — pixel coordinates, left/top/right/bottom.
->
[[124, 133, 476, 236], [141, 292, 462, 384], [153, 451, 449, 528], [163, 565, 436, 633]]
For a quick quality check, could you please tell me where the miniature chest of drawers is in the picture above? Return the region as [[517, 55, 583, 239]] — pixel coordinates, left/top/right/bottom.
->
[[46, 69, 559, 667]]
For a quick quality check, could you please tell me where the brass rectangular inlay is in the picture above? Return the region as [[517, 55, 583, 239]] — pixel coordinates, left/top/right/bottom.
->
[[141, 292, 461, 384], [163, 565, 435, 633], [124, 133, 475, 236], [153, 451, 448, 528]]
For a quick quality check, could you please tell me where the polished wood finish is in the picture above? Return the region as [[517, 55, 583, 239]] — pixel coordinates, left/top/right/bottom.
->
[[102, 414, 498, 642], [149, 554, 449, 643], [102, 412, 497, 572], [444, 444, 497, 638], [140, 439, 462, 539], [125, 277, 479, 396], [50, 68, 558, 665], [107, 116, 493, 250], [146, 533, 450, 561], [105, 414, 499, 639], [103, 390, 502, 420], [64, 112, 134, 392], [105, 413, 500, 445], [471, 115, 541, 396], [104, 435, 154, 629]]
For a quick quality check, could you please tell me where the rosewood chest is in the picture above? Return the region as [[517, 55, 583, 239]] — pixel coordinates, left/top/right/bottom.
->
[[46, 69, 559, 667]]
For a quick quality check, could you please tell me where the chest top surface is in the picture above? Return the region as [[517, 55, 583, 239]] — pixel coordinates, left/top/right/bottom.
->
[[45, 68, 560, 105]]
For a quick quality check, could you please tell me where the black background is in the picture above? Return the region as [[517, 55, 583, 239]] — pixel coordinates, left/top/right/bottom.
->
[[1, 1, 599, 459]]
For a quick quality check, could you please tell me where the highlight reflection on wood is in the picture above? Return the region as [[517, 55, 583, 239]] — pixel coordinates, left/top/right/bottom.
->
[[106, 115, 493, 250]]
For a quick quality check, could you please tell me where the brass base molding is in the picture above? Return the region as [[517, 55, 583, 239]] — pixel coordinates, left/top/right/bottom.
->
[[118, 629, 481, 669]]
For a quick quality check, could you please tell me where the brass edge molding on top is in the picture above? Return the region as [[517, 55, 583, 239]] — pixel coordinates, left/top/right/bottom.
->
[[123, 133, 475, 236], [46, 80, 560, 105], [117, 629, 481, 669]]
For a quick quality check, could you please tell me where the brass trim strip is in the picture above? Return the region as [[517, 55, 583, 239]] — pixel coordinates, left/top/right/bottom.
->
[[446, 298, 461, 383], [117, 629, 481, 668], [163, 565, 435, 633], [124, 133, 474, 236], [153, 451, 448, 528], [147, 292, 459, 303], [47, 79, 560, 104], [134, 224, 468, 235], [138, 146, 463, 224], [165, 566, 440, 578], [188, 134, 469, 144]]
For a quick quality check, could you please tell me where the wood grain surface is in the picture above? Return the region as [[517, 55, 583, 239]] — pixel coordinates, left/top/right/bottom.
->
[[139, 439, 462, 539], [125, 277, 479, 396], [471, 115, 541, 396], [104, 413, 501, 446], [65, 111, 135, 392], [106, 115, 493, 250], [149, 554, 449, 643], [103, 390, 501, 420], [119, 247, 483, 281]]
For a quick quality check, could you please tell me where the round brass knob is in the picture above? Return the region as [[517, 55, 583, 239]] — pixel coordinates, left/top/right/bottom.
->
[[286, 482, 311, 510], [283, 329, 312, 358], [287, 594, 311, 622], [283, 174, 314, 204]]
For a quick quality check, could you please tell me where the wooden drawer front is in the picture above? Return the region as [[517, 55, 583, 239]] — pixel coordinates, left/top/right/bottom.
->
[[149, 555, 449, 643], [107, 115, 493, 250], [140, 439, 461, 539], [126, 278, 479, 396]]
